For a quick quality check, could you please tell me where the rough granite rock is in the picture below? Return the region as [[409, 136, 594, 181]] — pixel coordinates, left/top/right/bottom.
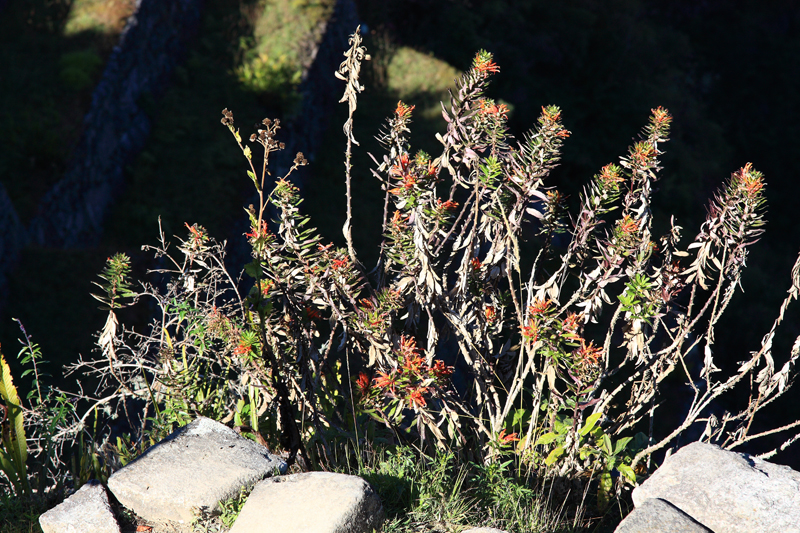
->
[[229, 471, 384, 533], [39, 480, 120, 533], [107, 417, 286, 525], [614, 497, 712, 533], [632, 441, 800, 533]]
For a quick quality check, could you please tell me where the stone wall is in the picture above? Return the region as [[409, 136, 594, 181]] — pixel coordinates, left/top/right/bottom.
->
[[5, 0, 361, 305], [27, 0, 204, 248]]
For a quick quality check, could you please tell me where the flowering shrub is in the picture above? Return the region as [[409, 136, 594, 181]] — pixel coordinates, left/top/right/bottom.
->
[[9, 27, 799, 515]]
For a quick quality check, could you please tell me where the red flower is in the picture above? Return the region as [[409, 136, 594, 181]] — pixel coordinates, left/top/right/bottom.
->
[[431, 360, 454, 380], [356, 372, 371, 400], [630, 141, 656, 166], [561, 312, 581, 339], [331, 257, 349, 270], [617, 215, 639, 237], [598, 164, 624, 189], [541, 106, 562, 122], [471, 257, 482, 271], [528, 298, 552, 317], [498, 429, 520, 443], [735, 163, 765, 199], [396, 101, 415, 118], [407, 386, 428, 408], [436, 198, 459, 212], [397, 335, 419, 359], [478, 99, 509, 120], [650, 106, 672, 128], [234, 342, 252, 356], [473, 51, 500, 76], [374, 372, 397, 393], [185, 222, 206, 246], [484, 305, 496, 323], [246, 220, 270, 240], [521, 322, 538, 343], [259, 280, 274, 296], [575, 339, 603, 367], [402, 354, 425, 375]]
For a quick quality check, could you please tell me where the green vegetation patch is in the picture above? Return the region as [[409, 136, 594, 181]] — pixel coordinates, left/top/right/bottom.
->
[[63, 0, 137, 36]]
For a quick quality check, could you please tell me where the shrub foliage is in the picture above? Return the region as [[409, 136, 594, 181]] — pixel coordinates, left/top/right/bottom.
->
[[2, 26, 800, 526]]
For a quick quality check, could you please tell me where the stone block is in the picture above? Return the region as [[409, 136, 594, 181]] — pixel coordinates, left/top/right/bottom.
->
[[632, 441, 800, 533], [614, 497, 712, 532], [39, 480, 120, 533], [107, 417, 286, 525], [229, 471, 383, 533]]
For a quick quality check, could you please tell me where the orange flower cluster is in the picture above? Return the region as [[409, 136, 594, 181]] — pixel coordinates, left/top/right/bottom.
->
[[521, 321, 538, 342], [185, 222, 207, 246], [573, 338, 603, 380], [617, 215, 639, 237], [528, 297, 552, 317], [245, 220, 271, 241], [540, 106, 571, 138], [331, 257, 349, 270], [734, 162, 765, 199], [561, 312, 581, 339], [478, 99, 509, 120], [498, 428, 520, 444], [396, 100, 415, 119], [597, 163, 624, 190], [629, 141, 656, 167], [364, 335, 454, 411], [436, 198, 459, 212], [473, 51, 500, 76], [233, 341, 252, 356], [650, 106, 672, 130], [259, 279, 274, 297], [388, 153, 418, 195]]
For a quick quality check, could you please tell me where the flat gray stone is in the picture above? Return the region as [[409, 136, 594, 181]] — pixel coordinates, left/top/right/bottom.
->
[[614, 498, 712, 533], [107, 417, 286, 525], [229, 472, 384, 533], [632, 441, 800, 533], [39, 480, 120, 533]]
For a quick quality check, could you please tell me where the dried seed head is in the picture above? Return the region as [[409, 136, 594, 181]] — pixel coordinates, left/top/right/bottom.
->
[[220, 108, 234, 126], [249, 133, 256, 142]]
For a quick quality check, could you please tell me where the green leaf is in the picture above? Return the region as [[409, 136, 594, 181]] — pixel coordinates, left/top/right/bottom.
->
[[617, 463, 637, 484], [579, 412, 602, 436], [244, 261, 262, 279], [614, 436, 633, 456], [602, 434, 613, 455], [544, 445, 565, 466], [512, 408, 529, 428], [534, 432, 559, 446]]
